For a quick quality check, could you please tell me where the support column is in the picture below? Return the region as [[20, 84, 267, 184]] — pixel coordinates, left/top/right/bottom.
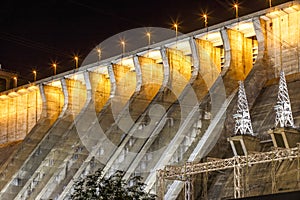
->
[[202, 170, 208, 200], [234, 156, 243, 199], [271, 156, 277, 194], [5, 78, 10, 90], [185, 177, 194, 200], [160, 47, 170, 88], [107, 64, 116, 97], [133, 56, 142, 92], [189, 37, 200, 78], [157, 170, 165, 200], [83, 71, 92, 104], [59, 78, 69, 118], [253, 17, 265, 61], [39, 84, 47, 118], [220, 28, 231, 72]]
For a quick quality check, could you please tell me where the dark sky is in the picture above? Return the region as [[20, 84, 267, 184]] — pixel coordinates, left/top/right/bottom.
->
[[0, 0, 290, 84]]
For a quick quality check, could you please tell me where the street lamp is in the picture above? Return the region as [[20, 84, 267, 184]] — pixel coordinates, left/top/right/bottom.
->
[[33, 70, 37, 82], [146, 32, 151, 47], [173, 23, 178, 38], [13, 76, 17, 87], [203, 14, 208, 28], [234, 3, 239, 19], [74, 56, 78, 69], [121, 40, 125, 55], [52, 63, 57, 75], [203, 14, 208, 40], [96, 48, 101, 62], [269, 0, 272, 8]]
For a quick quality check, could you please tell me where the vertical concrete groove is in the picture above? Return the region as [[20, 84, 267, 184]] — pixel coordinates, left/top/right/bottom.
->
[[39, 83, 47, 118], [189, 37, 200, 78], [107, 64, 116, 97], [83, 71, 92, 107], [160, 47, 170, 88], [220, 28, 231, 75], [59, 78, 69, 118], [133, 56, 142, 92], [253, 17, 265, 61]]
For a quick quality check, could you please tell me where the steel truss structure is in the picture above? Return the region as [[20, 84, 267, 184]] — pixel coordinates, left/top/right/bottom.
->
[[274, 70, 294, 128], [233, 81, 254, 136], [157, 144, 300, 199]]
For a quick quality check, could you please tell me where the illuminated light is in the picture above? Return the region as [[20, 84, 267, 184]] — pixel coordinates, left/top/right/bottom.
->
[[203, 14, 208, 28], [27, 85, 38, 91], [96, 47, 102, 62], [234, 4, 239, 18], [121, 40, 126, 55], [173, 23, 178, 38], [8, 91, 19, 97], [199, 31, 223, 46], [74, 56, 79, 69], [142, 49, 162, 62], [167, 39, 192, 55], [0, 95, 8, 100], [47, 80, 62, 88], [232, 22, 255, 37], [13, 76, 17, 88], [117, 57, 134, 67], [202, 14, 209, 40], [283, 6, 299, 14], [18, 88, 28, 94], [146, 32, 151, 46], [266, 9, 286, 18], [92, 66, 109, 75], [33, 70, 37, 81], [66, 73, 85, 83], [52, 63, 57, 75]]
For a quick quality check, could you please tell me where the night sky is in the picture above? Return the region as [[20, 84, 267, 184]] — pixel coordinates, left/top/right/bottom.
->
[[0, 0, 291, 85]]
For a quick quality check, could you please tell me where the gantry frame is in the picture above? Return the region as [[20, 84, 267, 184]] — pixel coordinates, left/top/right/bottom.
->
[[157, 143, 300, 199]]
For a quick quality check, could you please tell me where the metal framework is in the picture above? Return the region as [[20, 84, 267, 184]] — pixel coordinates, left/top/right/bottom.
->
[[157, 144, 300, 199], [274, 70, 294, 128], [233, 81, 254, 136]]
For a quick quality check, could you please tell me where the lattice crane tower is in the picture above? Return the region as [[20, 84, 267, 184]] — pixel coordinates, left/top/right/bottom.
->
[[233, 81, 254, 136], [274, 70, 294, 128]]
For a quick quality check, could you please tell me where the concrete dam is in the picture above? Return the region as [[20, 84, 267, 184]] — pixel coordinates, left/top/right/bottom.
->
[[1, 1, 300, 199]]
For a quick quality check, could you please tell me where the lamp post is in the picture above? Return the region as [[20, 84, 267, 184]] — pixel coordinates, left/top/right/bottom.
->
[[52, 63, 57, 75], [203, 14, 208, 28], [203, 14, 208, 40], [146, 32, 151, 47], [13, 76, 17, 87], [33, 70, 37, 82], [234, 3, 239, 19], [96, 48, 101, 62], [74, 56, 78, 69], [121, 40, 125, 65], [269, 0, 272, 8], [121, 40, 125, 55], [174, 23, 178, 38]]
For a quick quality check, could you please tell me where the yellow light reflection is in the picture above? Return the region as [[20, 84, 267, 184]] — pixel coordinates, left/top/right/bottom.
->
[[28, 85, 38, 91], [8, 92, 19, 97], [0, 95, 8, 100], [47, 80, 62, 88], [118, 57, 134, 67], [17, 89, 28, 94]]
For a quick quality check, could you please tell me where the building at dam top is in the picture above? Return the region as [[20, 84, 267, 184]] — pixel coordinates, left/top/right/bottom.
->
[[1, 1, 300, 199]]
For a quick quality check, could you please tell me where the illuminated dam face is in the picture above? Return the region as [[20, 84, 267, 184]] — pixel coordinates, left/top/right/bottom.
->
[[0, 1, 300, 199]]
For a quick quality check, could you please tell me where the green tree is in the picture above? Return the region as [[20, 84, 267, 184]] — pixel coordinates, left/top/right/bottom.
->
[[71, 169, 156, 200]]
